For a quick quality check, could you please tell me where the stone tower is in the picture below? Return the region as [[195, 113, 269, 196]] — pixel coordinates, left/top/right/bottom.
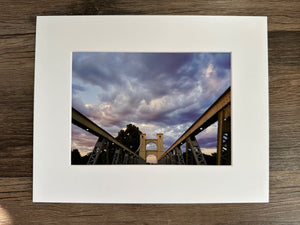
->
[[139, 133, 164, 161]]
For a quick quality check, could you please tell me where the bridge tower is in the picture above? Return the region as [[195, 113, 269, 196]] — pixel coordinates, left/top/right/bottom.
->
[[156, 133, 164, 159], [139, 133, 164, 161], [139, 133, 147, 160]]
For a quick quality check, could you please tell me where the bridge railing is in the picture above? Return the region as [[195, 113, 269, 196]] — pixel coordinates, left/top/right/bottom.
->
[[158, 87, 231, 165], [72, 108, 145, 165]]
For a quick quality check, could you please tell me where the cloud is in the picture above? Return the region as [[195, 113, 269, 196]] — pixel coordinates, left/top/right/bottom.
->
[[71, 52, 230, 153], [72, 84, 86, 95], [71, 124, 98, 155]]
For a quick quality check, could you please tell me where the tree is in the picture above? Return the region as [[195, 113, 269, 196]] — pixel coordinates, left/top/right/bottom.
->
[[81, 152, 92, 164], [116, 124, 142, 153], [71, 149, 91, 165], [71, 149, 82, 165]]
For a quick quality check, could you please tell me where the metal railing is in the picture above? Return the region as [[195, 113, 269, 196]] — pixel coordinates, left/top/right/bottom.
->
[[158, 87, 231, 165], [72, 108, 145, 165]]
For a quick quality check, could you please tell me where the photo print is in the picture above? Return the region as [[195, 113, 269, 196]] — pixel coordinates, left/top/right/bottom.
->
[[71, 52, 231, 165]]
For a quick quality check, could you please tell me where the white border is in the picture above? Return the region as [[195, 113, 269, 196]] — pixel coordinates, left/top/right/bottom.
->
[[33, 16, 269, 203]]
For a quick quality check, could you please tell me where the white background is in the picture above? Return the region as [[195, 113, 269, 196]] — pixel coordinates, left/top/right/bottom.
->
[[34, 16, 268, 203]]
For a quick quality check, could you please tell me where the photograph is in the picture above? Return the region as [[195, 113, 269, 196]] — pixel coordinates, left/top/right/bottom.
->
[[71, 52, 231, 165]]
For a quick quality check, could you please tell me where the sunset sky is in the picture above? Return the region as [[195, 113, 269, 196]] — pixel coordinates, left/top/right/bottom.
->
[[71, 52, 231, 156]]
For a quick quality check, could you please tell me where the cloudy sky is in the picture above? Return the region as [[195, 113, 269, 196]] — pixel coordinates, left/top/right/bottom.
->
[[71, 52, 231, 156]]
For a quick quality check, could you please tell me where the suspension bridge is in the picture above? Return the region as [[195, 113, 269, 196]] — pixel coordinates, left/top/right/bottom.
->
[[72, 87, 231, 165]]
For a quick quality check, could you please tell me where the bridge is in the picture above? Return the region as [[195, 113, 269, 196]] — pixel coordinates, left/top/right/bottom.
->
[[72, 87, 231, 165], [72, 108, 145, 164]]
